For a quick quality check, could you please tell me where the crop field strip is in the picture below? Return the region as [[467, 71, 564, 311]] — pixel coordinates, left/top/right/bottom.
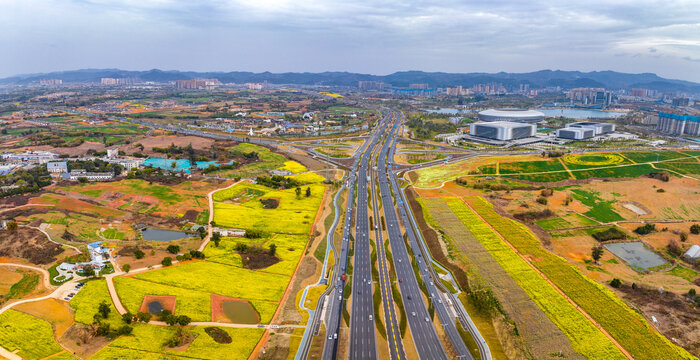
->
[[420, 198, 584, 359], [0, 309, 72, 360], [434, 198, 624, 359], [464, 196, 697, 360]]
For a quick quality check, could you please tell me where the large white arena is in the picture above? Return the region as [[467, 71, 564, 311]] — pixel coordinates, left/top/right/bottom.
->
[[477, 109, 545, 123]]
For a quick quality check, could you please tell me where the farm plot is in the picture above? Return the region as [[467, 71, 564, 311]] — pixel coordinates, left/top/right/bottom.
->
[[570, 163, 657, 180], [420, 198, 584, 359], [214, 143, 288, 179], [655, 157, 700, 175], [620, 151, 688, 163], [0, 309, 69, 360], [91, 324, 264, 360], [71, 279, 124, 328], [570, 189, 624, 223], [444, 198, 625, 360], [114, 276, 212, 322], [212, 182, 324, 234], [562, 153, 628, 169], [278, 160, 307, 174], [132, 261, 289, 304], [536, 212, 598, 230], [465, 196, 696, 360]]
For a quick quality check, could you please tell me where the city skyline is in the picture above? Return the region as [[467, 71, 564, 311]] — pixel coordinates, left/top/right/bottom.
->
[[2, 0, 699, 82]]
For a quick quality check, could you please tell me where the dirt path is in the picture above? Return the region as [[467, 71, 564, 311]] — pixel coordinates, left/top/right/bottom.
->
[[0, 262, 53, 290], [458, 197, 635, 360], [198, 180, 243, 252], [557, 157, 575, 179]]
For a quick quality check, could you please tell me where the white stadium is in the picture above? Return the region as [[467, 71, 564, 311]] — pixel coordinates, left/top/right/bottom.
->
[[470, 121, 536, 141], [477, 108, 545, 123]]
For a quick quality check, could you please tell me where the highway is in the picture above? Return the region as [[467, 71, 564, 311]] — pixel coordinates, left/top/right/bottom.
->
[[321, 113, 388, 360], [376, 112, 450, 360], [370, 155, 406, 360]]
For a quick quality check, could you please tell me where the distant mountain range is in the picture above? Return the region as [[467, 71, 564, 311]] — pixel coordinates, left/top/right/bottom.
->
[[2, 69, 699, 93]]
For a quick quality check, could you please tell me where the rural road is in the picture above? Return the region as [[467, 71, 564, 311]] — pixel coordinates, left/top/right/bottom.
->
[[198, 179, 243, 252]]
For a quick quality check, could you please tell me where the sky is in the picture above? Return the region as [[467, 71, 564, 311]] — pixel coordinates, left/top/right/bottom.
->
[[1, 0, 699, 82]]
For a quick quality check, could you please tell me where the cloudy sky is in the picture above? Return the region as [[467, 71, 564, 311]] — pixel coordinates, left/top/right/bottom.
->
[[1, 0, 699, 81]]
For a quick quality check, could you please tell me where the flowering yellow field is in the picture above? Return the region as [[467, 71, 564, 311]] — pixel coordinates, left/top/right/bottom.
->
[[465, 196, 696, 360], [212, 182, 324, 234], [0, 310, 68, 360], [445, 198, 626, 360], [90, 324, 264, 360], [278, 160, 307, 173]]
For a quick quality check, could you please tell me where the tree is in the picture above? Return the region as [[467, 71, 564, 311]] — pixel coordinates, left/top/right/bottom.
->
[[212, 232, 221, 247], [6, 220, 18, 231], [134, 249, 145, 259], [166, 245, 180, 254], [122, 312, 133, 324], [305, 187, 311, 197], [78, 177, 88, 183], [117, 325, 133, 336], [295, 187, 301, 198], [680, 232, 689, 242], [198, 227, 206, 239], [136, 312, 152, 323], [176, 315, 191, 326], [171, 161, 177, 169], [122, 264, 131, 273], [691, 224, 700, 235], [536, 196, 548, 205], [98, 301, 111, 319], [82, 266, 95, 277], [162, 257, 172, 267], [610, 278, 622, 288], [269, 244, 277, 256], [591, 245, 604, 263], [689, 288, 697, 297]]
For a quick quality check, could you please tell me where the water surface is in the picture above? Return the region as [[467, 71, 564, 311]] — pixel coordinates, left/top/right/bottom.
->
[[222, 300, 259, 324], [142, 228, 195, 241]]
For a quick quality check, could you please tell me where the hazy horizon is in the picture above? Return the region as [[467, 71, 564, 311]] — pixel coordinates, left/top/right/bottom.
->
[[2, 0, 699, 82]]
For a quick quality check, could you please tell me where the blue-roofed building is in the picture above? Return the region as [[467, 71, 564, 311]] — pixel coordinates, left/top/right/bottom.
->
[[657, 112, 700, 136]]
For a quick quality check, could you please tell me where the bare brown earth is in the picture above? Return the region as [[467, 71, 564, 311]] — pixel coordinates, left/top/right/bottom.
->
[[210, 294, 260, 323], [28, 141, 106, 157], [124, 135, 215, 154], [138, 294, 177, 314], [60, 324, 112, 359], [0, 227, 64, 264], [238, 247, 281, 270], [616, 283, 700, 355]]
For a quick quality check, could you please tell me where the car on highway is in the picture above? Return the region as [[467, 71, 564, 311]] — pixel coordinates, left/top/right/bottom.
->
[[411, 312, 416, 317], [369, 315, 373, 321], [425, 317, 430, 322], [398, 279, 402, 283]]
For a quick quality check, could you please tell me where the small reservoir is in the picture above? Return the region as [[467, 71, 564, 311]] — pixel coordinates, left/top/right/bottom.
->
[[604, 242, 668, 272], [142, 228, 195, 241], [147, 301, 164, 314], [222, 300, 259, 324]]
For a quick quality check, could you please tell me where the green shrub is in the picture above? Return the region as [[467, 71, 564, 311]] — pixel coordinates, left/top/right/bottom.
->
[[592, 227, 627, 242]]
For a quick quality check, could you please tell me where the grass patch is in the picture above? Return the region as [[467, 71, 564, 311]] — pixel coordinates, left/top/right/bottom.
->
[[668, 265, 698, 282]]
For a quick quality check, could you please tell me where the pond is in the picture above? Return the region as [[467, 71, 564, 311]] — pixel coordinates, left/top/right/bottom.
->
[[538, 108, 626, 119], [147, 301, 164, 314], [142, 158, 235, 173], [604, 242, 668, 272], [222, 300, 259, 324], [141, 228, 195, 241]]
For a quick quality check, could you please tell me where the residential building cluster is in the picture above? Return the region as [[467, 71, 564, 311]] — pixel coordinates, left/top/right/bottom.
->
[[39, 79, 63, 86], [656, 112, 700, 137], [175, 78, 221, 90], [100, 78, 136, 86]]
